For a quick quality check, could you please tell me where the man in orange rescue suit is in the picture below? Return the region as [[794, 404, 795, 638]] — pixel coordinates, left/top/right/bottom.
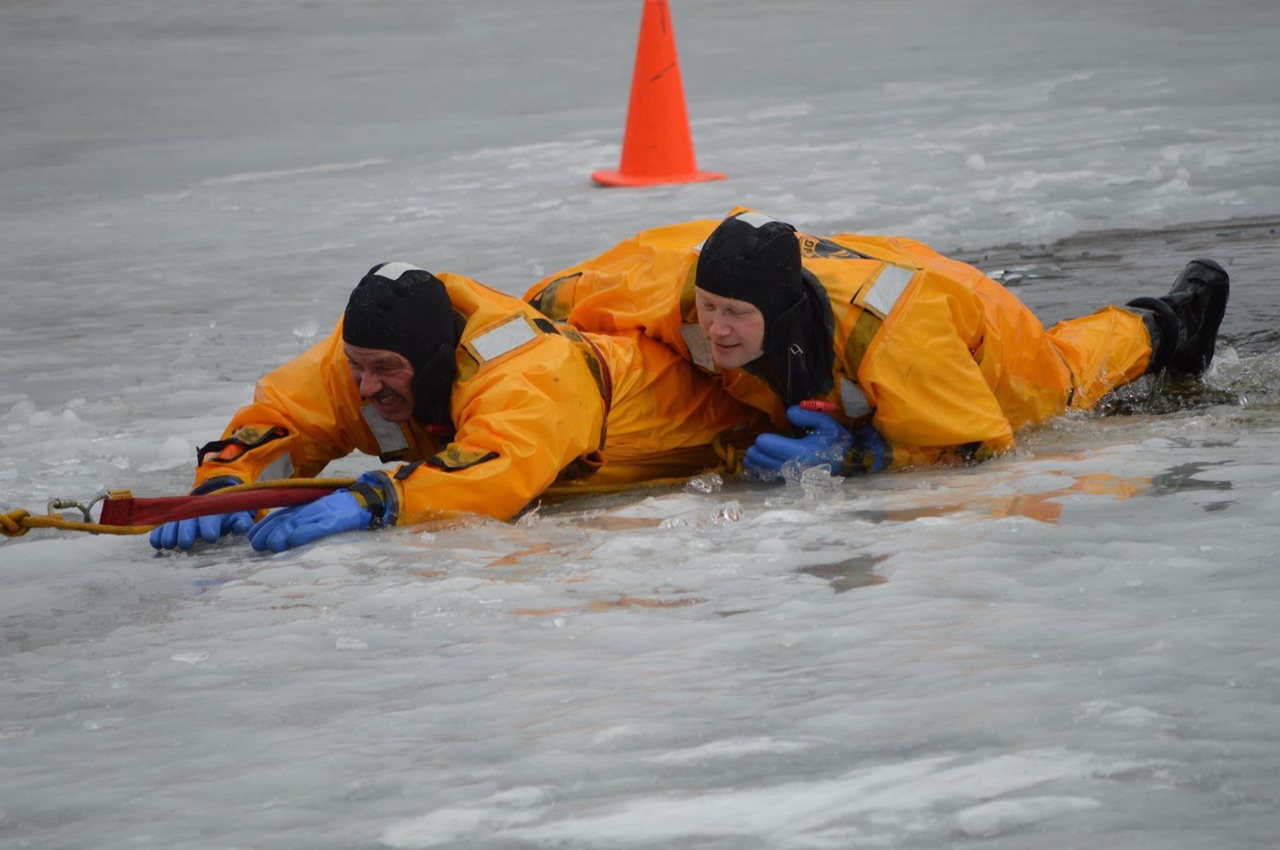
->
[[150, 262, 765, 552], [524, 208, 1229, 480]]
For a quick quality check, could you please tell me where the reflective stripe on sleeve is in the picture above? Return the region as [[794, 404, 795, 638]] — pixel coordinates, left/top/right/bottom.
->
[[258, 452, 295, 482], [466, 316, 539, 365], [862, 264, 915, 318], [840, 377, 872, 420]]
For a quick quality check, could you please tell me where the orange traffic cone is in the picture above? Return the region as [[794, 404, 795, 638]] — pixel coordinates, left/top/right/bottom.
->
[[592, 0, 724, 187]]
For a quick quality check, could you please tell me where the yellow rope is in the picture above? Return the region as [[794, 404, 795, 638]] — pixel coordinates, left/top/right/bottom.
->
[[218, 477, 357, 492], [712, 424, 748, 478], [1, 510, 147, 538], [1, 478, 362, 539], [3, 431, 750, 539]]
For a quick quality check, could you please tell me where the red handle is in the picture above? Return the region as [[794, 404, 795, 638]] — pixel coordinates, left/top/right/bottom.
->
[[799, 400, 838, 414], [97, 487, 340, 527]]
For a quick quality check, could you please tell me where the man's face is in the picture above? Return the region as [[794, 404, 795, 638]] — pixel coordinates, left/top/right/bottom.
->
[[695, 287, 766, 370], [344, 343, 415, 423]]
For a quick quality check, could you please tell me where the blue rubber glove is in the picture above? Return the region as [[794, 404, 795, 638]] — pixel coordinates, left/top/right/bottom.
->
[[745, 405, 854, 480], [247, 480, 385, 553], [843, 422, 891, 475], [150, 511, 254, 551]]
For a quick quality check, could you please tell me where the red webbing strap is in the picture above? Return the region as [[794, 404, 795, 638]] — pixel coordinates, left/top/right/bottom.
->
[[97, 487, 339, 527]]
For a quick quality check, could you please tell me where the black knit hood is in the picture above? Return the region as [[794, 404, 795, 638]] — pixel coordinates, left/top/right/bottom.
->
[[342, 262, 464, 427], [696, 214, 834, 405]]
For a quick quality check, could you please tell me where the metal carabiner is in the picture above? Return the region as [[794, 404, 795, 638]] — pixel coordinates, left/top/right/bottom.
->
[[46, 492, 109, 524]]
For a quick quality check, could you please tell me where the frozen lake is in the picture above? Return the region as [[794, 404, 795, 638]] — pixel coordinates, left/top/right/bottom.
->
[[3, 0, 1280, 847]]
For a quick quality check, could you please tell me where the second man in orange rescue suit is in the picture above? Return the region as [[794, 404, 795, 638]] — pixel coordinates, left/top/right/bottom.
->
[[525, 208, 1230, 478], [150, 262, 766, 552]]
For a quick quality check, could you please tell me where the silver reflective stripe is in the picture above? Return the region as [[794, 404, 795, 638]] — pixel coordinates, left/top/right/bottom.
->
[[840, 376, 871, 419], [680, 323, 716, 371], [734, 211, 778, 229], [361, 403, 409, 454], [258, 452, 294, 482], [863, 264, 915, 317], [469, 316, 538, 363], [695, 211, 782, 253], [373, 262, 422, 281]]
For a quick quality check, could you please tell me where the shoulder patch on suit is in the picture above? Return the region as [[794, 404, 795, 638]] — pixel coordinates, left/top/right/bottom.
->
[[862, 264, 915, 318], [427, 446, 499, 472], [466, 316, 540, 365]]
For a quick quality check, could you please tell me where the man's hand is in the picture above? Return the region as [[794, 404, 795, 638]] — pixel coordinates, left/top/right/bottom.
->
[[745, 405, 853, 479], [150, 512, 254, 551], [247, 481, 384, 553]]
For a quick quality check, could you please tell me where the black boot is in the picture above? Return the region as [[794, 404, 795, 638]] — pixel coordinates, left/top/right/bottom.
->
[[1125, 258, 1230, 377]]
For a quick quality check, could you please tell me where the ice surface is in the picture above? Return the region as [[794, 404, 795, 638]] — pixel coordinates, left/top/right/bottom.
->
[[2, 0, 1280, 848]]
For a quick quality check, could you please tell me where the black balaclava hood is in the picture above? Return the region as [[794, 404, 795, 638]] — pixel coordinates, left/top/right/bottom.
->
[[342, 262, 463, 427], [695, 214, 834, 406]]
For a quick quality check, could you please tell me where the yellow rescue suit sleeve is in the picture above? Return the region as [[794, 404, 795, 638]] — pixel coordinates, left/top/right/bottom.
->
[[388, 323, 607, 523], [575, 330, 770, 486], [524, 217, 716, 355], [191, 325, 429, 490], [859, 271, 1015, 454], [190, 295, 611, 524], [528, 209, 1151, 475]]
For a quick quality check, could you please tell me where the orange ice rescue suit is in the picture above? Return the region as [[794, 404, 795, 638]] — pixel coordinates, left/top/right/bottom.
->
[[189, 268, 764, 525], [525, 208, 1156, 471]]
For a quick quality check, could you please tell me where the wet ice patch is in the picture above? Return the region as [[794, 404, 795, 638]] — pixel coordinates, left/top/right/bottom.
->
[[645, 736, 812, 765], [953, 795, 1102, 838], [380, 748, 1154, 848], [1080, 700, 1178, 731], [382, 787, 553, 848]]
